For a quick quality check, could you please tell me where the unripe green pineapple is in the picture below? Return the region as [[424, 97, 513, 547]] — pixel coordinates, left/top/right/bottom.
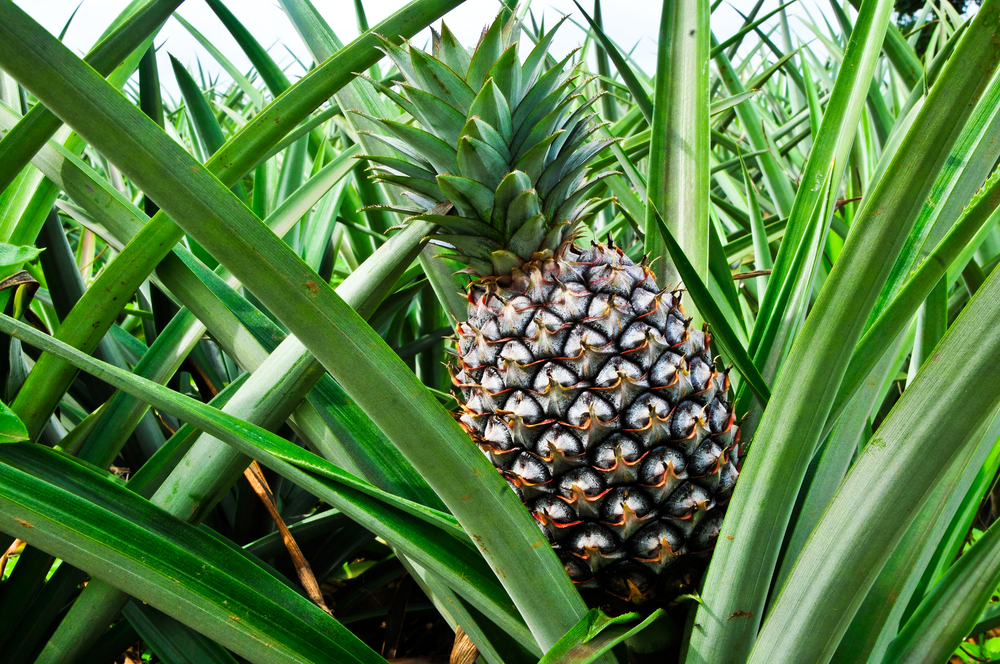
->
[[361, 9, 739, 608]]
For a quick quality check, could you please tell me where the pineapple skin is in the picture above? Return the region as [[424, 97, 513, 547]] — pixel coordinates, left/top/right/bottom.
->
[[452, 240, 739, 607], [362, 8, 740, 607]]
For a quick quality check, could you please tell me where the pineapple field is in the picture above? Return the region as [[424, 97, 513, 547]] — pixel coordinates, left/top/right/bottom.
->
[[0, 0, 999, 662]]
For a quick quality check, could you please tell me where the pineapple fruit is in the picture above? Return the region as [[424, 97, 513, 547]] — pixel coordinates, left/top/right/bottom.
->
[[361, 9, 740, 607]]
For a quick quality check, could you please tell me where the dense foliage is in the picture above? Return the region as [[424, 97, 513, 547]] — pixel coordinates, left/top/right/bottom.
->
[[0, 0, 998, 663]]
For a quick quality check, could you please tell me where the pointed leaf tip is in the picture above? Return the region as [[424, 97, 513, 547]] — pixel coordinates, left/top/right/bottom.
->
[[0, 401, 28, 443]]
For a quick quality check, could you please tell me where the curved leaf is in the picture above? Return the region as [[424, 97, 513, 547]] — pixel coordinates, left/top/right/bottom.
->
[[540, 609, 666, 664], [688, 2, 1000, 660], [640, 202, 770, 405], [0, 312, 532, 645], [0, 402, 28, 444], [748, 239, 1000, 663], [0, 443, 382, 664]]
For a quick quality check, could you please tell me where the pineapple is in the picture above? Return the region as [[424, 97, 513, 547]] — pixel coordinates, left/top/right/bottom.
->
[[360, 9, 739, 608]]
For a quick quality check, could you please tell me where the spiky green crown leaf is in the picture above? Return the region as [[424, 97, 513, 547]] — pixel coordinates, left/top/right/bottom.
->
[[359, 10, 618, 277]]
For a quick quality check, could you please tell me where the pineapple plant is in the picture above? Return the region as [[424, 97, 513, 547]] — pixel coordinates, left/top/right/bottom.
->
[[0, 0, 1000, 663], [359, 10, 739, 608]]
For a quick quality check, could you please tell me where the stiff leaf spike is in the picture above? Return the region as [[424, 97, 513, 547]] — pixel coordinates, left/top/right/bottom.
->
[[437, 23, 471, 75], [436, 235, 501, 261], [541, 165, 589, 218], [379, 118, 458, 174], [430, 25, 441, 56], [492, 170, 534, 233], [401, 85, 467, 146], [373, 172, 444, 203], [457, 136, 508, 190], [521, 14, 570, 95], [514, 93, 579, 161], [405, 213, 501, 241], [437, 174, 495, 223], [512, 49, 579, 129], [549, 89, 604, 155], [539, 137, 618, 199], [514, 131, 564, 181], [451, 255, 493, 276], [540, 220, 570, 252], [560, 196, 610, 229], [547, 169, 616, 222], [505, 190, 543, 239], [542, 101, 604, 163], [468, 78, 513, 144], [355, 74, 421, 123], [460, 117, 512, 163], [467, 11, 506, 89], [487, 45, 523, 109], [507, 212, 547, 258], [409, 46, 476, 114], [553, 120, 612, 175], [499, 5, 521, 44], [372, 33, 416, 83], [356, 128, 431, 169]]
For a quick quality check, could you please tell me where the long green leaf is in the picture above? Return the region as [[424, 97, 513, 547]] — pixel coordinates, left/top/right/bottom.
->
[[539, 609, 665, 664], [0, 4, 586, 644], [0, 312, 532, 643], [572, 2, 652, 122], [0, 443, 382, 664], [831, 410, 1000, 664], [631, 202, 770, 404], [829, 164, 1000, 436], [643, 0, 711, 296], [0, 0, 182, 196], [881, 518, 1000, 664], [687, 1, 1000, 660], [748, 262, 1000, 662]]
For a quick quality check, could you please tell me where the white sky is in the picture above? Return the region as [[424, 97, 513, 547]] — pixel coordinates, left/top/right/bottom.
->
[[14, 0, 842, 99]]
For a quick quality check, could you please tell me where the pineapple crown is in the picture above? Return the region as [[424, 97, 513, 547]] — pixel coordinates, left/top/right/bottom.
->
[[357, 8, 619, 277]]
